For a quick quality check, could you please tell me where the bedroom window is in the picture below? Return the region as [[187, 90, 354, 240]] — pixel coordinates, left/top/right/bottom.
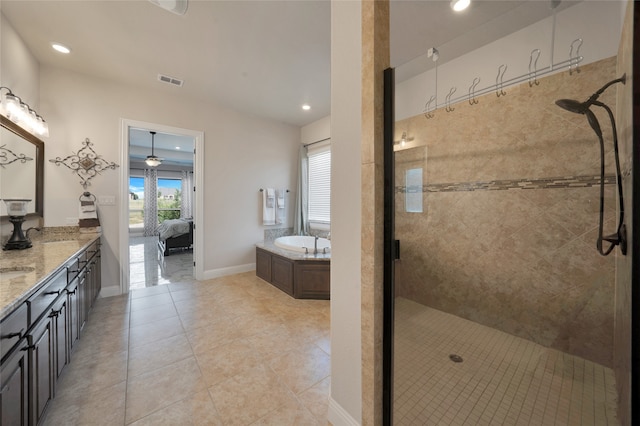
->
[[129, 176, 145, 231], [308, 143, 331, 227], [157, 178, 182, 222]]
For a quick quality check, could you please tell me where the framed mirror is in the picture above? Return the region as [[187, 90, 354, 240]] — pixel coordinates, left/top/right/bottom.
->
[[1, 115, 44, 218]]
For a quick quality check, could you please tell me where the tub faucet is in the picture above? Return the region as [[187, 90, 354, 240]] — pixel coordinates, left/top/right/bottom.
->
[[314, 235, 319, 255]]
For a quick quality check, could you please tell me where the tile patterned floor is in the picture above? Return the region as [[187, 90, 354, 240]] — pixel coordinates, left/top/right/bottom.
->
[[41, 237, 331, 425], [394, 298, 619, 426], [129, 236, 195, 289]]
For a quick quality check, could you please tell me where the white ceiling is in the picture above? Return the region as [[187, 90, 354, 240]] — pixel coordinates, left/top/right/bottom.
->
[[129, 128, 194, 166], [1, 0, 581, 128]]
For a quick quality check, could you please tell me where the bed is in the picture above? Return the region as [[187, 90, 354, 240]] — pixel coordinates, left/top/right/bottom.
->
[[157, 218, 193, 256]]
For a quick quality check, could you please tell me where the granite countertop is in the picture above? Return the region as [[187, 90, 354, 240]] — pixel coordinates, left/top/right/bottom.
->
[[0, 231, 100, 318], [256, 241, 331, 261]]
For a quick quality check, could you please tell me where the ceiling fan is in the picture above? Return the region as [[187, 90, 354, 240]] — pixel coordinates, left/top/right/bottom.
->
[[145, 131, 163, 167]]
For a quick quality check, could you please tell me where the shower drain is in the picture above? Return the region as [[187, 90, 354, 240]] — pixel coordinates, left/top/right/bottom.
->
[[449, 354, 463, 363]]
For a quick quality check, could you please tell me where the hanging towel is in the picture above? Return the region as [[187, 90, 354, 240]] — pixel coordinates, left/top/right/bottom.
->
[[276, 189, 286, 225], [262, 189, 276, 225], [78, 192, 101, 233], [266, 188, 275, 208]]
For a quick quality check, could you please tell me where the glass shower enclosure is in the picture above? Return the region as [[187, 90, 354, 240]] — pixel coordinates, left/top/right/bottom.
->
[[383, 2, 636, 425]]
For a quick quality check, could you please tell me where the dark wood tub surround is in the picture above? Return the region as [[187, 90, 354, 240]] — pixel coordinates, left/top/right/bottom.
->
[[255, 245, 330, 300]]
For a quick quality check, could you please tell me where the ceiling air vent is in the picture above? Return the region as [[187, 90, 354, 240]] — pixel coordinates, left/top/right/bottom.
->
[[158, 74, 184, 87]]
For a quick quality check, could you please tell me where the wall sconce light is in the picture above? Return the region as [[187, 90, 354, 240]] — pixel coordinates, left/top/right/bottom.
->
[[0, 87, 49, 138]]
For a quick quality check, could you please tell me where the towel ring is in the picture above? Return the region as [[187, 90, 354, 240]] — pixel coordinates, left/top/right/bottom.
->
[[79, 191, 96, 202]]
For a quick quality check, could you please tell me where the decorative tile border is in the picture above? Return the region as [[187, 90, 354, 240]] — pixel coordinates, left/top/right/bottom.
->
[[396, 174, 616, 193]]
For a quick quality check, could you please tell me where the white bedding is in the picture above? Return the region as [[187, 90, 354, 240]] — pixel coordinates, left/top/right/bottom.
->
[[157, 219, 190, 241]]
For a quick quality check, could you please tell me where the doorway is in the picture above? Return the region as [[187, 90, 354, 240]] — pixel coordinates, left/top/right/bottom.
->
[[119, 119, 204, 294]]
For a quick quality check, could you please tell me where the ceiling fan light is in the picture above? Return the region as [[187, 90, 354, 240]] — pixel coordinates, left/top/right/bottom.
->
[[145, 156, 162, 167]]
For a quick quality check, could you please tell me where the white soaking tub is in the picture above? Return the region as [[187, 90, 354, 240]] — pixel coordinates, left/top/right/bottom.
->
[[274, 235, 331, 254]]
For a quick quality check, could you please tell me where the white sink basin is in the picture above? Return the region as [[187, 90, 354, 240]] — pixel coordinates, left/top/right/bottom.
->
[[0, 266, 35, 280]]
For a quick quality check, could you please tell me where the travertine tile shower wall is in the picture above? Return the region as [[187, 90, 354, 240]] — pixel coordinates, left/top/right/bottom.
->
[[395, 57, 618, 367]]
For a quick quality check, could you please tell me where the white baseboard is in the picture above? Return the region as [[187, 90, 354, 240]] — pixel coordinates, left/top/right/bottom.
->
[[327, 397, 360, 426], [202, 263, 255, 280], [99, 285, 122, 298]]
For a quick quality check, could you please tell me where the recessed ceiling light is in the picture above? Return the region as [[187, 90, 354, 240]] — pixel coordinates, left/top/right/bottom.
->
[[51, 42, 71, 54], [451, 0, 470, 12], [175, 146, 181, 150], [302, 104, 311, 111]]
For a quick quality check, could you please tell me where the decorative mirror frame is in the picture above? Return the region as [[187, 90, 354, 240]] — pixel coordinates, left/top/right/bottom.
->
[[1, 115, 44, 219]]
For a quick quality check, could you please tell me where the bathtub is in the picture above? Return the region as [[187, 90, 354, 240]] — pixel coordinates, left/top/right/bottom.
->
[[274, 235, 331, 254]]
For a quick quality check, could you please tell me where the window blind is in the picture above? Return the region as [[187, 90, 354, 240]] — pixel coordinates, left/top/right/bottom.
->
[[308, 146, 331, 223]]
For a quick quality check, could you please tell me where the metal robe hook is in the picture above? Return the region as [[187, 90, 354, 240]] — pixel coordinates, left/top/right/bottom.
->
[[569, 38, 583, 75], [423, 95, 436, 119], [496, 64, 507, 97], [468, 77, 480, 105], [528, 49, 540, 87], [445, 87, 457, 112]]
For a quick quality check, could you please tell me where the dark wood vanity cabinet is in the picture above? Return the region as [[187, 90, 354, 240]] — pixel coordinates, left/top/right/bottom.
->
[[0, 238, 102, 425], [0, 336, 29, 426], [256, 247, 329, 299]]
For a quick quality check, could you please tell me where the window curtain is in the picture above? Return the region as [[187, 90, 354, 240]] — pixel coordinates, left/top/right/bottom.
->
[[293, 145, 309, 235], [180, 170, 193, 219], [143, 168, 158, 237]]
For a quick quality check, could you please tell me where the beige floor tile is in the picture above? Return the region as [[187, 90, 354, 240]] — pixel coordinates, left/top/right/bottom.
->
[[252, 397, 320, 426], [130, 285, 170, 299], [129, 292, 175, 310], [125, 357, 207, 424], [71, 326, 129, 365], [178, 306, 233, 331], [232, 311, 285, 338], [297, 376, 331, 423], [208, 364, 297, 426], [54, 350, 128, 403], [129, 315, 184, 348], [185, 317, 245, 354], [314, 333, 331, 355], [128, 333, 194, 378], [269, 344, 331, 395], [127, 390, 223, 426], [43, 381, 127, 426], [129, 302, 178, 327], [246, 324, 309, 360], [84, 308, 130, 332], [195, 339, 263, 387]]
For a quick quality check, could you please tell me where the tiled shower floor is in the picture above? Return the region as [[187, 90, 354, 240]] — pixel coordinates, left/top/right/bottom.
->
[[394, 298, 619, 426]]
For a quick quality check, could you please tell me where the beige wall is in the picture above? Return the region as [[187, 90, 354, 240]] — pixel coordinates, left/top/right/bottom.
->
[[614, 1, 634, 425], [37, 65, 300, 292], [328, 1, 363, 424], [394, 57, 619, 367]]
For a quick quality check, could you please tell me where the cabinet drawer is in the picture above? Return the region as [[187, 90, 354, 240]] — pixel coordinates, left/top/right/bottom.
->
[[27, 268, 67, 325], [0, 303, 28, 361]]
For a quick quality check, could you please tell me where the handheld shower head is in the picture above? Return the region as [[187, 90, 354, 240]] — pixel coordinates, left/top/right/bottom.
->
[[554, 74, 627, 256], [555, 98, 588, 114]]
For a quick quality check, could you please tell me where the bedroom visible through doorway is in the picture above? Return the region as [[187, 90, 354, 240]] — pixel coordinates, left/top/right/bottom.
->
[[119, 119, 203, 293]]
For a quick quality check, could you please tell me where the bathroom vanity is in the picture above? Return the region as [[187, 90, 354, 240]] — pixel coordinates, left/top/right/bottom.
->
[[0, 234, 102, 426], [255, 244, 330, 299]]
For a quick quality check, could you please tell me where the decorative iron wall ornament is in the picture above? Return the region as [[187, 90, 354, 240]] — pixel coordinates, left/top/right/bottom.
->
[[0, 144, 33, 167], [49, 138, 119, 189]]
